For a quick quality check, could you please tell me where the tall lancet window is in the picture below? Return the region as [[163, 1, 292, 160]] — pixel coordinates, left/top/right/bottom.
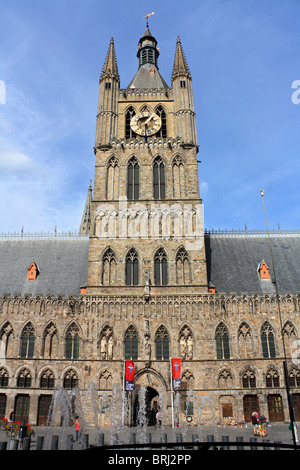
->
[[125, 248, 139, 286], [125, 107, 136, 139], [176, 247, 190, 284], [124, 325, 138, 360], [156, 106, 167, 138], [215, 322, 230, 359], [261, 322, 276, 358], [106, 156, 119, 200], [65, 323, 80, 360], [20, 323, 35, 359], [127, 157, 139, 200], [102, 248, 116, 285], [154, 248, 168, 285], [153, 157, 166, 200]]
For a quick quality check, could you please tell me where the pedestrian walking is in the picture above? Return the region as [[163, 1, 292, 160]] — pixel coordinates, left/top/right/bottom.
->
[[251, 411, 259, 436], [75, 416, 80, 441]]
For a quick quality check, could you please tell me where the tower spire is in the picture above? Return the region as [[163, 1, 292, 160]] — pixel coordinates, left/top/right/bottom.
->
[[172, 36, 191, 81], [172, 36, 197, 146], [100, 37, 119, 80], [79, 180, 93, 235]]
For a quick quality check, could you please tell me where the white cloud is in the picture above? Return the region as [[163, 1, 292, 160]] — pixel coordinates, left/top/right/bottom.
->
[[0, 150, 32, 174], [200, 181, 209, 196]]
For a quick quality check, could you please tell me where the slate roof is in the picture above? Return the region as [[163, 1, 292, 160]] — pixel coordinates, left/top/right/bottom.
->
[[205, 232, 300, 295], [127, 63, 169, 90], [0, 232, 299, 298], [0, 238, 89, 297]]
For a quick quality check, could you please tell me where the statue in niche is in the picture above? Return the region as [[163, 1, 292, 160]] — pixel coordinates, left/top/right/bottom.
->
[[100, 327, 113, 359], [107, 335, 113, 359], [100, 335, 107, 359], [180, 335, 186, 359], [187, 335, 193, 359], [144, 319, 151, 366], [179, 327, 194, 360]]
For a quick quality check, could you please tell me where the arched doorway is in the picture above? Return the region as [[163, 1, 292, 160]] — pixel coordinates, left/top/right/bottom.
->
[[133, 386, 159, 426]]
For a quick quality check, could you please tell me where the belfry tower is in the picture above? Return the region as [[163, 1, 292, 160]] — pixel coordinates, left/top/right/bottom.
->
[[87, 25, 208, 296]]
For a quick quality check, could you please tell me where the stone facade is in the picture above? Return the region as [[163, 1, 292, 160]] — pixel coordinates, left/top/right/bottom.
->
[[0, 25, 300, 428], [0, 290, 300, 425]]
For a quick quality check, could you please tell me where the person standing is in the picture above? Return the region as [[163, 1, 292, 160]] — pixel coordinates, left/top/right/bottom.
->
[[75, 416, 80, 441], [251, 411, 259, 436]]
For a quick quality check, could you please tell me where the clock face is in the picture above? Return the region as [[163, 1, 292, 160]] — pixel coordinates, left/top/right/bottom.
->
[[130, 111, 162, 137]]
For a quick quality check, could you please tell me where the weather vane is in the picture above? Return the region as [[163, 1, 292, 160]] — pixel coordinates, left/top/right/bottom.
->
[[144, 12, 154, 26]]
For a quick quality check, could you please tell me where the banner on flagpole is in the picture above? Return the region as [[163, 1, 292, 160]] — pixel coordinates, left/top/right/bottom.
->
[[125, 360, 135, 391], [171, 358, 181, 389]]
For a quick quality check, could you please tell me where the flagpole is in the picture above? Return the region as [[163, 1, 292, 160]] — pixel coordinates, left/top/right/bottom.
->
[[170, 359, 174, 428], [122, 360, 125, 426]]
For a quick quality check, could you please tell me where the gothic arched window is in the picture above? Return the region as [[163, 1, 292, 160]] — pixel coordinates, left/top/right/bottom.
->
[[99, 369, 113, 390], [102, 248, 116, 286], [238, 322, 253, 358], [65, 323, 80, 360], [176, 247, 190, 285], [20, 323, 35, 358], [63, 370, 78, 389], [0, 322, 13, 359], [282, 321, 297, 356], [106, 156, 119, 200], [172, 155, 185, 198], [156, 106, 167, 138], [242, 368, 256, 388], [154, 248, 168, 285], [125, 248, 139, 286], [124, 325, 138, 360], [125, 107, 136, 139], [40, 369, 55, 389], [261, 322, 276, 358], [0, 368, 9, 387], [127, 157, 139, 200], [215, 323, 230, 359], [43, 323, 58, 359], [218, 369, 233, 389], [288, 367, 300, 388], [153, 156, 166, 200], [155, 326, 169, 360], [266, 368, 280, 388], [17, 369, 31, 388]]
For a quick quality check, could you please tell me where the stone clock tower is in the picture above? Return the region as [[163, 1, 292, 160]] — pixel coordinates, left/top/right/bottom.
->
[[87, 25, 208, 296], [84, 23, 208, 420]]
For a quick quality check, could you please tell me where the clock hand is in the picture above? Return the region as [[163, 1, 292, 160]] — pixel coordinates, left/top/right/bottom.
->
[[145, 113, 155, 125]]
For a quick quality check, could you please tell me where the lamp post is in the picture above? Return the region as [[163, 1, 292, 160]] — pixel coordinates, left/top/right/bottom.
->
[[260, 189, 297, 448]]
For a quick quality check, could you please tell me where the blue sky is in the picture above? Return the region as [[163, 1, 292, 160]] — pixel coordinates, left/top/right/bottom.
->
[[1, 0, 299, 233]]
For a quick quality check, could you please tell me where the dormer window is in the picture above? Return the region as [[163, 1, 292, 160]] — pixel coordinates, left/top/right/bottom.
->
[[27, 262, 39, 280], [257, 260, 270, 280]]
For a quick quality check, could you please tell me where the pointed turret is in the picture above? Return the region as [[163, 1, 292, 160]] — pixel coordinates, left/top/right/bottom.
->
[[101, 37, 119, 80], [79, 181, 93, 235], [172, 36, 191, 81], [172, 36, 197, 147], [95, 38, 120, 147]]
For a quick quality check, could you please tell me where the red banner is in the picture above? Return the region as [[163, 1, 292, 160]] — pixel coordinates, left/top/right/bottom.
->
[[171, 358, 181, 388], [125, 360, 135, 391]]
